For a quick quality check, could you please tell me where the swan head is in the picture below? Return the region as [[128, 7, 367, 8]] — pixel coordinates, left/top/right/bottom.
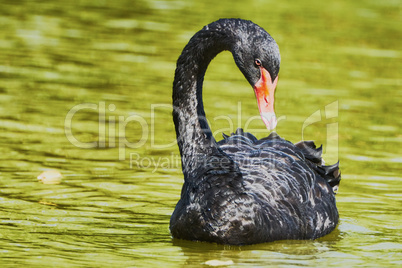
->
[[231, 21, 280, 131]]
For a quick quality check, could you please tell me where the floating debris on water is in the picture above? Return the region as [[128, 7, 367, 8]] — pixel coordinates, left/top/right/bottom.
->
[[39, 200, 58, 206], [205, 260, 234, 266], [37, 170, 63, 184]]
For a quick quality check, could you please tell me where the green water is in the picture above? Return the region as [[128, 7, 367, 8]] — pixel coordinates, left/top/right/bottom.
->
[[0, 0, 401, 266]]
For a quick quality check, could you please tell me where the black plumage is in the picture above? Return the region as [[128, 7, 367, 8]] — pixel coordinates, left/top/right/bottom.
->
[[170, 19, 341, 245]]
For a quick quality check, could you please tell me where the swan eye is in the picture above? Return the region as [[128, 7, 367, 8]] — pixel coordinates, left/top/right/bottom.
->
[[255, 59, 262, 66]]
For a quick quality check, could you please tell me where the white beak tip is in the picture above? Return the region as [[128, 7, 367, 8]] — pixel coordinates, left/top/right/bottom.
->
[[260, 112, 277, 131]]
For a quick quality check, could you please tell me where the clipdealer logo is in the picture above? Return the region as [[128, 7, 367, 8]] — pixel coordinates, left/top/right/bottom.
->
[[64, 101, 338, 169]]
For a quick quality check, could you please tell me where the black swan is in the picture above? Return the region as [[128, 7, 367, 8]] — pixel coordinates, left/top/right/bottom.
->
[[170, 19, 341, 245]]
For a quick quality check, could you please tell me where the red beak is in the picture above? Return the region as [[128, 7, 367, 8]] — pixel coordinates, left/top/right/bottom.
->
[[253, 67, 278, 130]]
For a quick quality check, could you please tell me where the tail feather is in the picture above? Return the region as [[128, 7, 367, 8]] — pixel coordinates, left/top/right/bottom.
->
[[295, 141, 323, 164], [318, 161, 341, 192], [295, 140, 341, 193]]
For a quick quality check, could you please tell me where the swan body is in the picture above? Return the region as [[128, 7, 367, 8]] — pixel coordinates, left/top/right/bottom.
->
[[170, 19, 340, 245]]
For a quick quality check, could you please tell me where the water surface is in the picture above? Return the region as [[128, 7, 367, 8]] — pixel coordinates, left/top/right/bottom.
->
[[0, 0, 401, 267]]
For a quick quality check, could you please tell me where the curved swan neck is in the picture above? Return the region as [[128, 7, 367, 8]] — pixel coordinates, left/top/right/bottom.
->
[[172, 22, 236, 163]]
